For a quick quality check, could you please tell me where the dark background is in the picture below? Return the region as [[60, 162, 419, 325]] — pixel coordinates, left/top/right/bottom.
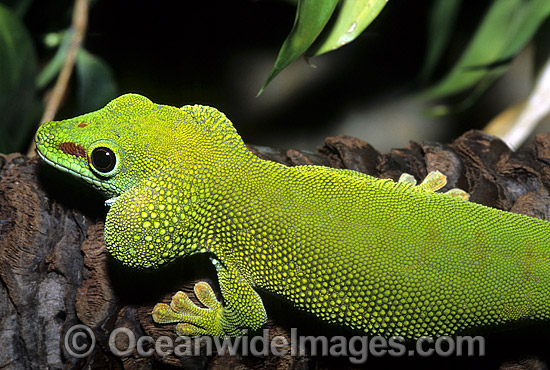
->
[[21, 0, 530, 152]]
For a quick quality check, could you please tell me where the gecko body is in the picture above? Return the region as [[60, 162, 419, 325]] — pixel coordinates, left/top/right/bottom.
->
[[35, 94, 550, 339]]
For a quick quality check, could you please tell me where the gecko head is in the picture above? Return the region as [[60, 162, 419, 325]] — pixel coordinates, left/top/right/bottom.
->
[[35, 93, 249, 198]]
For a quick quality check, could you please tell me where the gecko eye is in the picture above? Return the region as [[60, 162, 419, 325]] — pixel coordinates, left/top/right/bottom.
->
[[91, 147, 116, 173]]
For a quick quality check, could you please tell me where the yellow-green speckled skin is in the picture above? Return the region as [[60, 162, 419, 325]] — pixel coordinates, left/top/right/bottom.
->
[[35, 94, 550, 339]]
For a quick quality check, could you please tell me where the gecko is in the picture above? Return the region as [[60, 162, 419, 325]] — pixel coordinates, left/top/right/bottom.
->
[[34, 93, 550, 339]]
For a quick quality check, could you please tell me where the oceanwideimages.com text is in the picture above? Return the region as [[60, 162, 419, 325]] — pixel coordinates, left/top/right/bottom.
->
[[65, 325, 485, 363]]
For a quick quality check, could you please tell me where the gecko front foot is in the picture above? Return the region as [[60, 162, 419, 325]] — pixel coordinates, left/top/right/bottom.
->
[[153, 259, 267, 338], [152, 282, 227, 337]]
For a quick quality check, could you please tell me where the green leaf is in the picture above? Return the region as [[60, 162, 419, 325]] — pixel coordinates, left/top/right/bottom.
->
[[307, 0, 388, 57], [0, 4, 41, 153], [36, 31, 72, 89], [258, 0, 338, 95], [417, 0, 462, 83], [75, 49, 118, 114], [422, 0, 550, 101], [0, 0, 34, 18], [424, 67, 506, 117]]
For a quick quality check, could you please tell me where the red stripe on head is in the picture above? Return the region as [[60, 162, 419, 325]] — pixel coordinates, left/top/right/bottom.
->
[[58, 142, 87, 159]]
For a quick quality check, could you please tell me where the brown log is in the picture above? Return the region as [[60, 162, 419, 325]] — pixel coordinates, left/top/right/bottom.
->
[[1, 131, 550, 369]]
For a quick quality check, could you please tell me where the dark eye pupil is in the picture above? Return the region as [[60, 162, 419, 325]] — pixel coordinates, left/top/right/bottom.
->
[[91, 147, 116, 173]]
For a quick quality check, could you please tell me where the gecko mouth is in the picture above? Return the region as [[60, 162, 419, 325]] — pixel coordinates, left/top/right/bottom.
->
[[36, 149, 80, 177], [36, 148, 96, 184], [36, 144, 124, 198]]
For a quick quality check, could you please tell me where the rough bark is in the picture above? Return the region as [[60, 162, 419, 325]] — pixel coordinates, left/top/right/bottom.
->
[[1, 131, 550, 370]]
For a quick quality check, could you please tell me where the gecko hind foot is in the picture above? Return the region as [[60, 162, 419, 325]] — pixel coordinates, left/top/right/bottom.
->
[[399, 171, 470, 201], [444, 188, 470, 201], [418, 171, 447, 192], [152, 282, 226, 337]]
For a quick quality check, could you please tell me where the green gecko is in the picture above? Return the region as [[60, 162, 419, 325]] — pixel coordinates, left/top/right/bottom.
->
[[35, 94, 550, 339]]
